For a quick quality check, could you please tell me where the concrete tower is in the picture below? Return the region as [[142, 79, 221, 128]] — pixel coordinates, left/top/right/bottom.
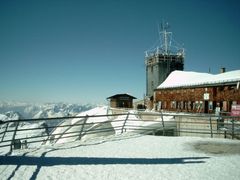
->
[[145, 22, 184, 97]]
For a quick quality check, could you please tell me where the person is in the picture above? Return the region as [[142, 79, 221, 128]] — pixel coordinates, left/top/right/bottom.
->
[[215, 103, 223, 129], [42, 122, 49, 136], [215, 103, 221, 116], [21, 140, 28, 149]]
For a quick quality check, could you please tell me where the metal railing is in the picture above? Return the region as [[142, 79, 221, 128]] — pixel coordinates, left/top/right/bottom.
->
[[0, 111, 239, 154]]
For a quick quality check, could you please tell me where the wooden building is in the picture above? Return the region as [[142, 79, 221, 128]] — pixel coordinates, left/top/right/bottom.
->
[[107, 94, 137, 108], [154, 70, 240, 113]]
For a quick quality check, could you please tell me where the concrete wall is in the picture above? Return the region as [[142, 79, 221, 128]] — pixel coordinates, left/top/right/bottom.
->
[[146, 54, 184, 97]]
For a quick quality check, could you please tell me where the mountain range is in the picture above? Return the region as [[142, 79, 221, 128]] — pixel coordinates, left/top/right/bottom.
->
[[0, 101, 95, 121]]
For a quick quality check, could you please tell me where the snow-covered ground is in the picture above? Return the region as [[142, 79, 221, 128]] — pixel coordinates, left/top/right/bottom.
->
[[0, 134, 240, 180], [0, 121, 48, 155], [1, 106, 240, 179], [0, 106, 172, 154]]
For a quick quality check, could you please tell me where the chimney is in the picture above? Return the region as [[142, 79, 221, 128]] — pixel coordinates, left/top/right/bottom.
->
[[220, 67, 226, 73]]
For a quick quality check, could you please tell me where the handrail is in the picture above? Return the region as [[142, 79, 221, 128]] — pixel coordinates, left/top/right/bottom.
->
[[0, 112, 239, 154]]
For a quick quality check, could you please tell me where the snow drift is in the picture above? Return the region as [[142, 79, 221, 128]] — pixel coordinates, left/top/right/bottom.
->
[[47, 106, 175, 145]]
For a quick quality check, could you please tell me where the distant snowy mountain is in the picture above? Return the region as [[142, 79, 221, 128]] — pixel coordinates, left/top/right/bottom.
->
[[0, 114, 8, 121], [0, 111, 22, 128], [4, 111, 22, 120], [0, 101, 95, 119], [0, 111, 22, 122], [0, 102, 96, 142]]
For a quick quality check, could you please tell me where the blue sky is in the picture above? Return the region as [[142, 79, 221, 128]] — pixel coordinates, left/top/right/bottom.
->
[[0, 0, 240, 104]]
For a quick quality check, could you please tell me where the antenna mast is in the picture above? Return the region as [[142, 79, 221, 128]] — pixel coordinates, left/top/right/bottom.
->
[[160, 21, 171, 55], [145, 21, 184, 58]]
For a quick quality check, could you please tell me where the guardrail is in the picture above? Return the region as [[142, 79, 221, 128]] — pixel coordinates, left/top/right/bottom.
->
[[0, 111, 239, 154]]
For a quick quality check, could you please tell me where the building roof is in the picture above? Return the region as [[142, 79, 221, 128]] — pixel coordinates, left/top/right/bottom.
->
[[107, 93, 137, 99], [157, 70, 240, 89]]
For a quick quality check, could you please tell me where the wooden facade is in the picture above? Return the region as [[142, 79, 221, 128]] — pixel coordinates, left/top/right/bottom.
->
[[107, 94, 137, 109], [154, 83, 240, 113]]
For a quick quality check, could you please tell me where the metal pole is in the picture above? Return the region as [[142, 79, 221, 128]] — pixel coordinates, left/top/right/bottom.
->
[[232, 119, 235, 139], [160, 111, 165, 136], [121, 113, 129, 134], [1, 123, 9, 143], [209, 116, 213, 138], [177, 116, 181, 136], [10, 120, 20, 154], [79, 116, 88, 140]]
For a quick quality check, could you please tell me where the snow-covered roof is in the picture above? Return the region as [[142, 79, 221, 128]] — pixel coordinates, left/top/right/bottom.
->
[[157, 70, 240, 89]]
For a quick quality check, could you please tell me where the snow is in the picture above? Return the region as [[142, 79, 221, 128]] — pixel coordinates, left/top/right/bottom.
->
[[47, 106, 111, 144], [0, 114, 8, 121], [47, 107, 174, 144], [0, 134, 240, 180], [112, 110, 174, 134], [1, 107, 240, 179], [158, 70, 240, 89], [0, 101, 94, 119], [0, 121, 48, 155]]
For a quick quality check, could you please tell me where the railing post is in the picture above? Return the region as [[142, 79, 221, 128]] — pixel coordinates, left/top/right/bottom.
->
[[176, 116, 181, 136], [231, 119, 235, 139], [79, 115, 88, 140], [209, 116, 213, 138], [160, 111, 165, 136], [217, 114, 220, 130], [1, 123, 9, 143], [121, 113, 129, 134], [10, 120, 20, 154]]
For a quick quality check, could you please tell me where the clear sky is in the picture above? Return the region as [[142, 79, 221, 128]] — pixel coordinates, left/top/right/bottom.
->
[[0, 0, 240, 104]]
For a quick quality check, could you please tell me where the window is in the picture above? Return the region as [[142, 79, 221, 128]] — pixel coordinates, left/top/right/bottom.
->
[[180, 101, 184, 109], [223, 101, 227, 112], [188, 101, 192, 110], [177, 102, 181, 109], [184, 102, 188, 110], [157, 101, 162, 111], [193, 102, 196, 110], [163, 101, 167, 109], [209, 101, 213, 111], [171, 101, 176, 109], [195, 101, 199, 111], [218, 86, 224, 91]]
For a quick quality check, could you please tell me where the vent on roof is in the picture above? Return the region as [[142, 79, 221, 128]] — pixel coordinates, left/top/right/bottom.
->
[[220, 67, 226, 73]]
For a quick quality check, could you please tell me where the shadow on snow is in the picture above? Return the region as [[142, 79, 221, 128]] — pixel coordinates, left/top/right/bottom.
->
[[0, 155, 209, 166], [1, 154, 210, 180]]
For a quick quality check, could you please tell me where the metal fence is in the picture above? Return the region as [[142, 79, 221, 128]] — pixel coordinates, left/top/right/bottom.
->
[[0, 111, 239, 154]]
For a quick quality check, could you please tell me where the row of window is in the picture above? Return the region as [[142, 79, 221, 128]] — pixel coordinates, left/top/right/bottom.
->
[[156, 100, 238, 112], [157, 85, 239, 96], [158, 101, 208, 112]]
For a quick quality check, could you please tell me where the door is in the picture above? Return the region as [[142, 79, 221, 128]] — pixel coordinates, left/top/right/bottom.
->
[[204, 101, 209, 113]]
